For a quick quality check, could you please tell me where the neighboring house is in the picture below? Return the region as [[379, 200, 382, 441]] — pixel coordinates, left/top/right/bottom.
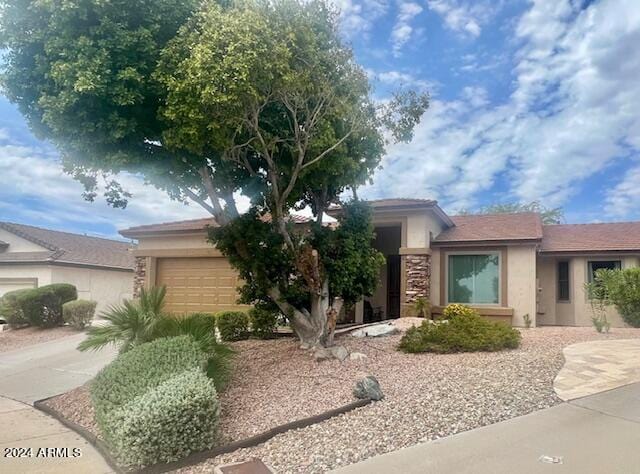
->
[[120, 199, 640, 327], [0, 222, 135, 312]]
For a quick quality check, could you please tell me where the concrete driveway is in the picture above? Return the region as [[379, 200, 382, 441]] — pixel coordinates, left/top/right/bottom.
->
[[0, 332, 116, 404], [333, 382, 640, 474]]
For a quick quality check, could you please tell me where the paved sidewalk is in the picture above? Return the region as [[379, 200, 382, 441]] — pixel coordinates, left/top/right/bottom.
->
[[0, 396, 113, 473], [554, 338, 640, 400], [0, 332, 116, 404], [332, 382, 640, 474]]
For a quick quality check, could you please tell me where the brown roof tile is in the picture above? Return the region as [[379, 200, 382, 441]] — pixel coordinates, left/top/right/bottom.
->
[[120, 214, 314, 238], [433, 213, 543, 244], [541, 222, 640, 253], [0, 222, 134, 270]]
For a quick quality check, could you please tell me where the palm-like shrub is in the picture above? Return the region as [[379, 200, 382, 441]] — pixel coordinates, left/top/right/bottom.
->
[[78, 286, 166, 353]]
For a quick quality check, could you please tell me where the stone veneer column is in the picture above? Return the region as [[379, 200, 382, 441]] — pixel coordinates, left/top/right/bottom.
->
[[403, 254, 431, 315], [133, 256, 147, 298]]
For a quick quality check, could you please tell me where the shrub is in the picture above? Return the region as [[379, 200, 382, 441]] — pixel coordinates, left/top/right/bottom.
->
[[16, 283, 77, 327], [79, 286, 166, 353], [91, 336, 218, 467], [104, 370, 218, 467], [155, 313, 234, 390], [249, 307, 278, 339], [91, 335, 207, 420], [216, 311, 249, 341], [0, 288, 31, 327], [442, 303, 478, 320], [398, 312, 521, 353], [413, 297, 431, 318], [592, 268, 640, 327], [63, 299, 97, 329]]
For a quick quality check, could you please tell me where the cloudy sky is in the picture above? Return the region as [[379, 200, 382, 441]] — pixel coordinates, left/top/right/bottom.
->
[[1, 0, 640, 239]]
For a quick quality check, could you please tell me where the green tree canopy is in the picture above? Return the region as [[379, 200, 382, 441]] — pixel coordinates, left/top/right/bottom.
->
[[0, 0, 429, 349], [458, 201, 564, 225]]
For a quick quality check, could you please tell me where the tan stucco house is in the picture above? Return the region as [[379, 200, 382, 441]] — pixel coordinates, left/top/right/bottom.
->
[[0, 222, 134, 312], [120, 199, 640, 328]]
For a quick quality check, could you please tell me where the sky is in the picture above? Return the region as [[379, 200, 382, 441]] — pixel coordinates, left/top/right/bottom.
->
[[1, 0, 640, 240]]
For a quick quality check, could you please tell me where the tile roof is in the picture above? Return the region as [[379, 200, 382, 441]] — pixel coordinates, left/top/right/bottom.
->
[[0, 222, 134, 270], [433, 213, 543, 244], [120, 214, 314, 238], [541, 222, 640, 253]]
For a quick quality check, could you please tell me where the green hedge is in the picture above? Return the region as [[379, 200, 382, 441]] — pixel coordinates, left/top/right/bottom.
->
[[0, 288, 31, 327], [15, 284, 77, 327], [104, 370, 218, 467], [91, 335, 217, 467], [399, 310, 521, 353], [63, 299, 97, 329], [216, 311, 249, 341], [248, 307, 278, 339]]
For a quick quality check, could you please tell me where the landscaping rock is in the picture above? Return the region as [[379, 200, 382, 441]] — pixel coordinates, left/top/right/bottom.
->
[[349, 352, 367, 361], [313, 345, 349, 362], [353, 375, 384, 401], [350, 322, 399, 338]]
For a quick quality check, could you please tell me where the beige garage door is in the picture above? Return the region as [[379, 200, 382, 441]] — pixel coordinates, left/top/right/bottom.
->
[[0, 278, 37, 297], [155, 257, 246, 315]]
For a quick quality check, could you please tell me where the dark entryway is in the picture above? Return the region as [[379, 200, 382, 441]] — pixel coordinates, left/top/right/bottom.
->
[[386, 254, 401, 319]]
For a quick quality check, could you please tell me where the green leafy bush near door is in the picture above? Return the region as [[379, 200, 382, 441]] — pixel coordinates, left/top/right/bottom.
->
[[216, 311, 250, 341], [0, 284, 77, 328], [399, 304, 521, 353], [63, 300, 97, 329], [588, 268, 640, 328], [91, 336, 219, 467]]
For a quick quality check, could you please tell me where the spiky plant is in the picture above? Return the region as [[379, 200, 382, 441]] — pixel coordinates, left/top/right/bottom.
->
[[78, 286, 167, 354]]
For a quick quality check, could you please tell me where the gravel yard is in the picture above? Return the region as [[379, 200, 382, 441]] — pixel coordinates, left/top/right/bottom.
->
[[42, 322, 640, 473], [0, 325, 78, 353]]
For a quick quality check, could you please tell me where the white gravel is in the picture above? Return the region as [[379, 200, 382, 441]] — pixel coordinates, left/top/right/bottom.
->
[[41, 322, 640, 474], [179, 325, 640, 474]]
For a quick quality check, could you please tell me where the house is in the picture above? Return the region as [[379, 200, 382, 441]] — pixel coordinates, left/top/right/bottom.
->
[[0, 222, 135, 311], [120, 199, 640, 327]]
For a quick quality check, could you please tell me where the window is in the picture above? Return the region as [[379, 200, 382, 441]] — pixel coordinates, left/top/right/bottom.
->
[[447, 254, 500, 305], [557, 261, 570, 301], [587, 260, 621, 283]]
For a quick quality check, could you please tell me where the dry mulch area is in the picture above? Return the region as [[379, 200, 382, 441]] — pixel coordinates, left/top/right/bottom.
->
[[0, 325, 78, 353], [42, 322, 640, 474]]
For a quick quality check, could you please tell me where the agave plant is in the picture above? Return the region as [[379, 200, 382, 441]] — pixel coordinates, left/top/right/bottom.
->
[[78, 286, 167, 354]]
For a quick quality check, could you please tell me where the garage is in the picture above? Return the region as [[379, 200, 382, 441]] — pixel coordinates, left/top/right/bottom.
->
[[155, 257, 246, 314], [0, 278, 37, 297]]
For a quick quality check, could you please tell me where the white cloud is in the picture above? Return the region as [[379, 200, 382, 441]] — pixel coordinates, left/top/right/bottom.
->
[[0, 141, 219, 238], [604, 164, 640, 218], [391, 1, 423, 55], [366, 68, 433, 91], [426, 0, 495, 37], [332, 0, 389, 38], [364, 0, 640, 218]]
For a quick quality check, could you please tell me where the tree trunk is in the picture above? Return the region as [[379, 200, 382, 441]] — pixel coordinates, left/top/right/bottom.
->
[[268, 281, 342, 349]]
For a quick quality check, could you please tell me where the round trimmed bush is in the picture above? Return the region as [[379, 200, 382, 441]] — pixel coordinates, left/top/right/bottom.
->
[[0, 288, 31, 327], [15, 283, 78, 327], [63, 299, 97, 329], [216, 311, 249, 341], [398, 312, 521, 353], [249, 307, 278, 339]]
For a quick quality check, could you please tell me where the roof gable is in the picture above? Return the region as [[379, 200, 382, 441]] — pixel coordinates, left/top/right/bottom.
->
[[433, 213, 543, 244]]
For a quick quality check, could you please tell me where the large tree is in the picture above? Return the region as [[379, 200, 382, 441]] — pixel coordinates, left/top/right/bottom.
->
[[0, 0, 428, 349], [459, 201, 564, 225]]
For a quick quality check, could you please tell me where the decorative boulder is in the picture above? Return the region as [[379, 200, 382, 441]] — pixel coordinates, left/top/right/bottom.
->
[[349, 351, 368, 361], [351, 322, 399, 338], [313, 345, 349, 362], [353, 375, 384, 401]]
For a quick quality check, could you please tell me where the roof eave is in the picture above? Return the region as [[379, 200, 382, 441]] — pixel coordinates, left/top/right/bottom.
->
[[432, 238, 542, 247]]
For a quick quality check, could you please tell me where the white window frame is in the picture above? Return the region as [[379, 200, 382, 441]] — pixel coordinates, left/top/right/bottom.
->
[[445, 250, 502, 306]]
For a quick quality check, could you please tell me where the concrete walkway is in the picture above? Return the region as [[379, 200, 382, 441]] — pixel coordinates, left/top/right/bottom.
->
[[0, 332, 116, 404], [0, 396, 113, 473], [332, 382, 640, 474], [554, 338, 640, 400]]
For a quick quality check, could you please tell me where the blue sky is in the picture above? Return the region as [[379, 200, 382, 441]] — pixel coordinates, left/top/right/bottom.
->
[[1, 0, 640, 239]]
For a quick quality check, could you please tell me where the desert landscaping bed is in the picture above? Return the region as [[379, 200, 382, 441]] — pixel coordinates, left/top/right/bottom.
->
[[0, 325, 77, 353], [44, 322, 640, 473]]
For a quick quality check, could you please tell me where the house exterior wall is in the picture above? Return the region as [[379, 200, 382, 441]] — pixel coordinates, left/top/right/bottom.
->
[[0, 265, 52, 297], [51, 266, 133, 312], [136, 233, 211, 251], [0, 229, 48, 252], [537, 255, 640, 328]]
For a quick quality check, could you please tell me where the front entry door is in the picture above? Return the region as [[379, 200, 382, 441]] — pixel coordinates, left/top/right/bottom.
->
[[387, 255, 401, 319]]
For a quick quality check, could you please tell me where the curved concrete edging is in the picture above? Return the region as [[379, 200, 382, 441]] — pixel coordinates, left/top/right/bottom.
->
[[553, 338, 640, 401]]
